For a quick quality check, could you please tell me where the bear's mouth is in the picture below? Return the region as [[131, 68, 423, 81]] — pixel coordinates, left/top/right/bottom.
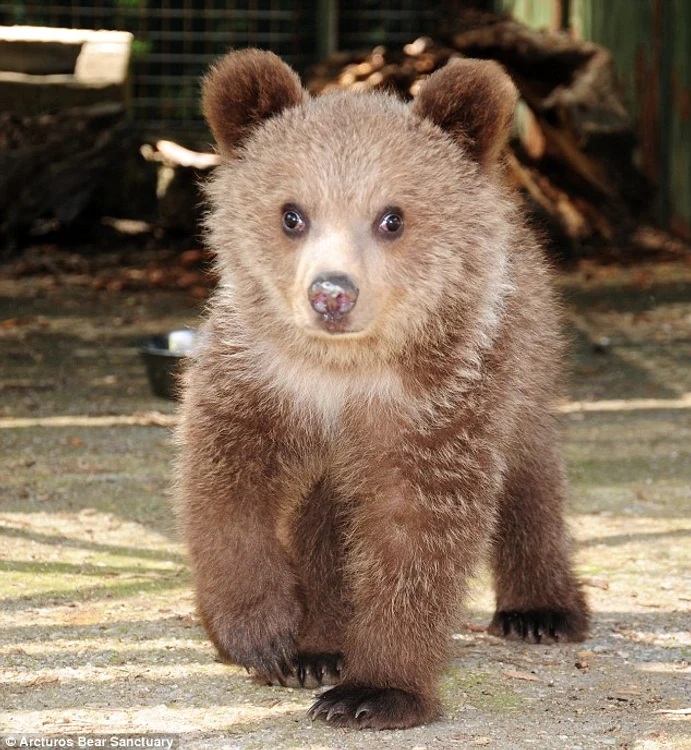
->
[[321, 316, 353, 335], [302, 313, 366, 338]]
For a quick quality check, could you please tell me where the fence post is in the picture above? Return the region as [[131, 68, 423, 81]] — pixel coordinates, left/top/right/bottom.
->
[[656, 0, 672, 228], [317, 0, 338, 59]]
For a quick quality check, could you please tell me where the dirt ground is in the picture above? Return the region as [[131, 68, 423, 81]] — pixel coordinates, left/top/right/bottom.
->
[[1, 252, 690, 749]]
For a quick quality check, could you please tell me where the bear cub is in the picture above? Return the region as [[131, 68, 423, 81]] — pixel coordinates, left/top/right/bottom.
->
[[176, 49, 589, 730]]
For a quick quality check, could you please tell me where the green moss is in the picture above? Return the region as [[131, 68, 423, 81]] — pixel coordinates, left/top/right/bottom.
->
[[440, 668, 521, 713]]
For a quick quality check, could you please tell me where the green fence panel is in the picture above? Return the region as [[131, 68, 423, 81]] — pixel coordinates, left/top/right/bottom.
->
[[498, 0, 691, 239], [495, 0, 558, 30], [667, 0, 691, 237]]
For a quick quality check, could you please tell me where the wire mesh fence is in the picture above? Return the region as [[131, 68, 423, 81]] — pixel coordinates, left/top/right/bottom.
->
[[0, 0, 317, 134], [0, 1, 441, 135], [339, 0, 438, 49]]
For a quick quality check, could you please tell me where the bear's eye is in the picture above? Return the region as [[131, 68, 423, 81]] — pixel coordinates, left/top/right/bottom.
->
[[282, 206, 307, 236], [377, 210, 404, 238]]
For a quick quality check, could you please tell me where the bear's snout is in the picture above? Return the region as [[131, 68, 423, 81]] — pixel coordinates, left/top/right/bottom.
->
[[308, 273, 359, 322]]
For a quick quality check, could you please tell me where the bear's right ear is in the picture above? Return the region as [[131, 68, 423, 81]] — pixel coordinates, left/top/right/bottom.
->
[[412, 58, 517, 170], [201, 49, 305, 157]]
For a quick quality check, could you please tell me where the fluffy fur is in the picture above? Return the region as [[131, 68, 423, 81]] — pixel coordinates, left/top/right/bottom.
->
[[202, 48, 304, 157], [176, 49, 589, 730], [412, 57, 517, 170]]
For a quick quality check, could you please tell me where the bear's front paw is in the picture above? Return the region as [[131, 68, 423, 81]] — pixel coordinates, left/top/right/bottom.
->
[[243, 634, 298, 685], [268, 652, 343, 688], [308, 684, 435, 729], [488, 608, 588, 643], [209, 615, 298, 684], [203, 593, 302, 684], [219, 629, 297, 686]]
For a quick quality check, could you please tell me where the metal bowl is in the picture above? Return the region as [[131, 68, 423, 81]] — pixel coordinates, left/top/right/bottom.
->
[[140, 329, 196, 400]]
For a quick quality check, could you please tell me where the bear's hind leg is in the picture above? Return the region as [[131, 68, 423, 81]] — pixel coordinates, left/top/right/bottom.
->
[[489, 428, 589, 642]]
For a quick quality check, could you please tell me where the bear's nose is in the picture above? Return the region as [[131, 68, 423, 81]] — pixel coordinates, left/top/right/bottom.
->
[[308, 273, 359, 320]]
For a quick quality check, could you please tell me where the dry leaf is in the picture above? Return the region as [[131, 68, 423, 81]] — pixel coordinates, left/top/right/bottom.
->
[[582, 576, 610, 590], [463, 622, 488, 633], [26, 675, 60, 687], [503, 669, 540, 682], [176, 614, 198, 628]]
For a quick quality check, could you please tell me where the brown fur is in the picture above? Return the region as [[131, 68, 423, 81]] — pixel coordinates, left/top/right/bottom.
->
[[412, 58, 517, 169], [176, 49, 589, 730], [201, 48, 304, 157]]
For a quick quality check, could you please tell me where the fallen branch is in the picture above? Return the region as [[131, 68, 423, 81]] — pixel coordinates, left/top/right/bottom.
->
[[0, 412, 177, 429]]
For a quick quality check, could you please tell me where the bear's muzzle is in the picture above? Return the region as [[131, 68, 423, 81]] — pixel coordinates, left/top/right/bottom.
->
[[308, 273, 359, 323]]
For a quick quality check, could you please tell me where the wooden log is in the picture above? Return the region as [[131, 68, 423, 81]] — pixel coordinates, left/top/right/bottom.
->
[[0, 103, 133, 250], [0, 26, 133, 251], [140, 140, 219, 234]]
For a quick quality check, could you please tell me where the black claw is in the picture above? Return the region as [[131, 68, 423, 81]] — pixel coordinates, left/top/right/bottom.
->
[[253, 649, 297, 686], [291, 652, 343, 688], [490, 609, 578, 643], [308, 702, 326, 720], [308, 685, 430, 730], [355, 705, 372, 719], [326, 703, 348, 722]]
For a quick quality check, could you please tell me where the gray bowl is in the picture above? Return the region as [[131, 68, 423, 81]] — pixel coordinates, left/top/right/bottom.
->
[[140, 330, 196, 400]]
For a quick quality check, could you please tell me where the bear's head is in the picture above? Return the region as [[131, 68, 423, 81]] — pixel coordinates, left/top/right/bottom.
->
[[202, 49, 517, 371]]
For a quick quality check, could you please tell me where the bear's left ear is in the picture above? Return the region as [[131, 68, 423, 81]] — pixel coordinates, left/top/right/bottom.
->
[[412, 58, 517, 170], [202, 48, 305, 157]]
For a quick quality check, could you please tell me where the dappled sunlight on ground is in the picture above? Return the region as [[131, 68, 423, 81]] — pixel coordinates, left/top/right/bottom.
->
[[1, 259, 690, 748]]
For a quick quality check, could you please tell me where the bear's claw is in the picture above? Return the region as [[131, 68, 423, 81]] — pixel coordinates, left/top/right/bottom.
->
[[253, 643, 296, 686], [308, 684, 432, 729], [488, 609, 587, 643], [264, 651, 342, 688], [296, 652, 343, 688]]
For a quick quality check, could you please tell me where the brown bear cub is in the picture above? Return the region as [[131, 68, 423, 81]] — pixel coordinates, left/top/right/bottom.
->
[[176, 49, 589, 730]]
